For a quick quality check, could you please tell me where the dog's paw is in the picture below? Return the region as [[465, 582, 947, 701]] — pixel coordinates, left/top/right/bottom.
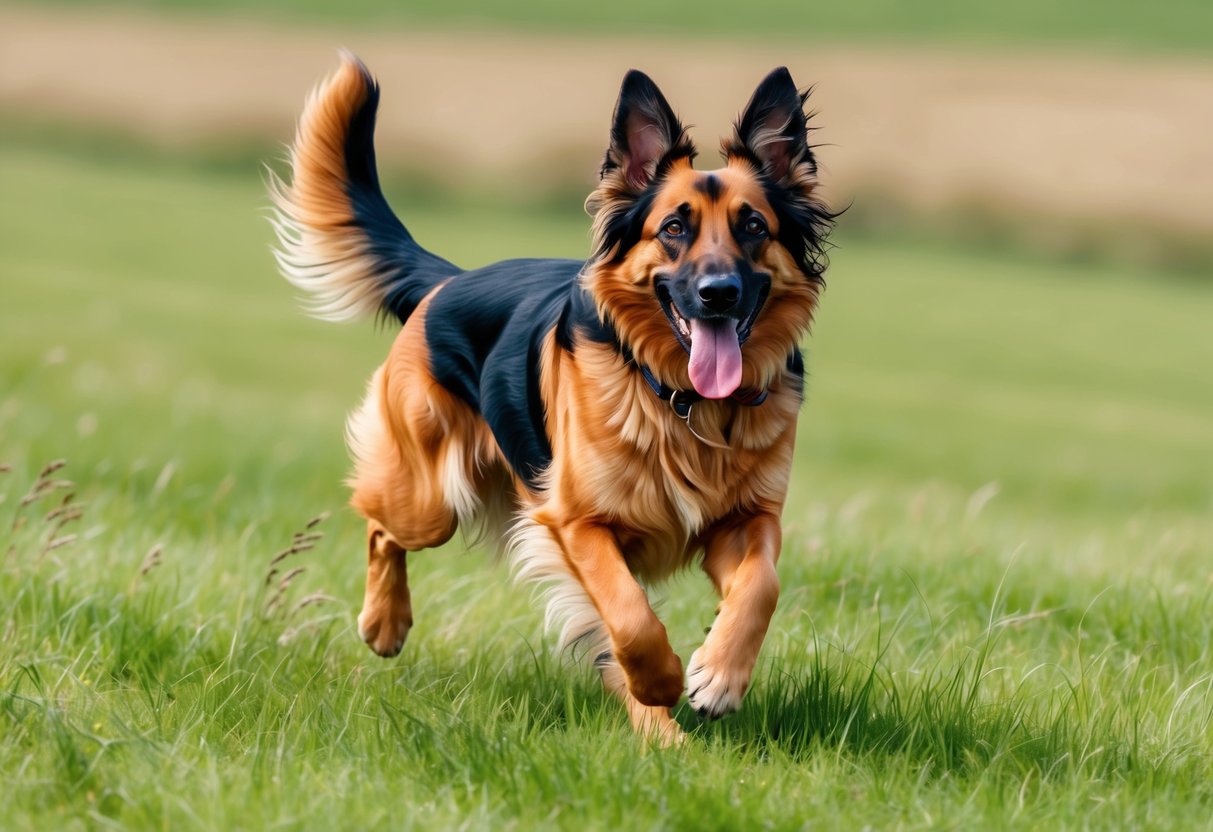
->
[[650, 719, 687, 749], [357, 606, 412, 658], [685, 646, 749, 719]]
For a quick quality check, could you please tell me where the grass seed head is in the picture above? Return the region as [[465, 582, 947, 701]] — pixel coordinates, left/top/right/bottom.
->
[[37, 460, 67, 479], [278, 566, 306, 589], [42, 534, 77, 553], [269, 547, 295, 566], [139, 544, 163, 576], [290, 592, 337, 614], [20, 479, 74, 508], [45, 506, 84, 528], [260, 512, 335, 628]]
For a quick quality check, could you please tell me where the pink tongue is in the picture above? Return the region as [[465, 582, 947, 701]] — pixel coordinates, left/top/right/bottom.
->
[[688, 319, 743, 399]]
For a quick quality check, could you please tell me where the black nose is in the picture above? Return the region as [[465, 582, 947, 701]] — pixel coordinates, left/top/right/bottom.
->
[[696, 274, 742, 314]]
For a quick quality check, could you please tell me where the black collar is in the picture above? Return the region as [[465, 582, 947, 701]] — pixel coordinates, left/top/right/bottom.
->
[[636, 364, 768, 418], [565, 287, 774, 419]]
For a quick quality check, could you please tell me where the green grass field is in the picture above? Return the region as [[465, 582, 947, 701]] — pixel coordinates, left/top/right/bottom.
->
[[26, 0, 1213, 53], [3, 138, 1212, 829]]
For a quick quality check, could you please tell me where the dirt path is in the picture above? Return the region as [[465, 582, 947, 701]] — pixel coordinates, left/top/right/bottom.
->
[[3, 7, 1212, 238]]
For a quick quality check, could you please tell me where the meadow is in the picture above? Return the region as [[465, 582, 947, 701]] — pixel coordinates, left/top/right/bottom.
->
[[2, 130, 1212, 829], [28, 0, 1213, 53]]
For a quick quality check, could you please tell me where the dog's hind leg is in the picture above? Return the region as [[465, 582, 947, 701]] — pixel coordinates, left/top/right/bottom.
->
[[347, 301, 487, 657], [358, 519, 413, 657], [348, 375, 456, 657]]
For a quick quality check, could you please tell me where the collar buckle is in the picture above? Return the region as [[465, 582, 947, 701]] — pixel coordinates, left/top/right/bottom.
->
[[668, 390, 695, 419]]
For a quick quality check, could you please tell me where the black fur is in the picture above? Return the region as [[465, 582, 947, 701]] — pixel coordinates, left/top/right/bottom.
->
[[342, 64, 461, 324], [694, 174, 723, 201], [597, 188, 660, 265], [333, 67, 632, 487], [423, 259, 614, 487], [764, 180, 837, 282], [732, 67, 814, 177], [599, 70, 695, 188]]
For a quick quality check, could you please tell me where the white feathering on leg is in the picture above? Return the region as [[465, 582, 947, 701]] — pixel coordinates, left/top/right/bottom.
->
[[507, 515, 608, 657]]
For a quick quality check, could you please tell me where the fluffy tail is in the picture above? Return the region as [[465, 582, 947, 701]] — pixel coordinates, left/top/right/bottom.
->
[[269, 53, 459, 323]]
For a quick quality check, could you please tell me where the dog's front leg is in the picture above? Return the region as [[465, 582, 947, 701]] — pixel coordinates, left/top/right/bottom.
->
[[548, 518, 685, 709], [686, 510, 782, 719]]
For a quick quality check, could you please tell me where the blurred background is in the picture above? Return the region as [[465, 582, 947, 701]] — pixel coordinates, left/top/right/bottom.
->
[[1, 0, 1210, 558]]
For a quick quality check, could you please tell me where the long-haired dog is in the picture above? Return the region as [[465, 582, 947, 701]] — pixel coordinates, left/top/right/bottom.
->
[[270, 55, 834, 743]]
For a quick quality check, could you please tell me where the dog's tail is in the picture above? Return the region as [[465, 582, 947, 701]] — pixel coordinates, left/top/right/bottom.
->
[[269, 53, 459, 324]]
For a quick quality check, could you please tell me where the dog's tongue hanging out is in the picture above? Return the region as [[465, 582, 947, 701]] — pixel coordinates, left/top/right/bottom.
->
[[687, 319, 743, 399]]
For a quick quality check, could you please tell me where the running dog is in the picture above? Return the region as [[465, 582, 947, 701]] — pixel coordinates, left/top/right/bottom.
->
[[270, 55, 834, 743]]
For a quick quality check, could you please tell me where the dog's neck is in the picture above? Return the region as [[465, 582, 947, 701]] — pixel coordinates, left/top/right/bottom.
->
[[635, 363, 768, 418]]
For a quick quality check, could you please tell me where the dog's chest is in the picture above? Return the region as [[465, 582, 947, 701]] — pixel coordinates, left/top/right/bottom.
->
[[612, 435, 738, 527], [544, 340, 800, 579], [571, 404, 793, 579]]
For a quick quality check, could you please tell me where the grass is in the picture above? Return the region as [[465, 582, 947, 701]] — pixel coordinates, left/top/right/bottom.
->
[[21, 0, 1213, 54], [1, 137, 1212, 829]]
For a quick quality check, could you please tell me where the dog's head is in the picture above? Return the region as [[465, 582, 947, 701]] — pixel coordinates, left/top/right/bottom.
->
[[583, 68, 834, 399]]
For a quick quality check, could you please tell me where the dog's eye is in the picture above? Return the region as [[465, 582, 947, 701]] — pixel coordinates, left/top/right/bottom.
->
[[661, 220, 684, 237], [744, 217, 768, 237]]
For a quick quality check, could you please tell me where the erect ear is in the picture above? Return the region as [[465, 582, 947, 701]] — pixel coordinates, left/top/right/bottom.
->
[[601, 70, 694, 193], [729, 67, 814, 184]]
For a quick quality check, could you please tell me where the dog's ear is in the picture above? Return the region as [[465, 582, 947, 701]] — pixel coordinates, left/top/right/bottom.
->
[[727, 67, 815, 185], [727, 68, 835, 281], [586, 71, 695, 262], [601, 70, 694, 193]]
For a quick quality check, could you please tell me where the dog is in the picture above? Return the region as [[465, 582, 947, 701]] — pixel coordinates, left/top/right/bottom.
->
[[270, 55, 834, 743]]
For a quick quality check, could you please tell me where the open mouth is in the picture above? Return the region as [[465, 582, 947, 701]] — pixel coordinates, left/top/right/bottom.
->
[[656, 282, 694, 353], [655, 281, 769, 355], [655, 281, 770, 399]]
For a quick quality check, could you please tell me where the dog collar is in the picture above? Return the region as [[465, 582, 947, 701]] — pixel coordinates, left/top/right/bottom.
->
[[637, 364, 768, 418]]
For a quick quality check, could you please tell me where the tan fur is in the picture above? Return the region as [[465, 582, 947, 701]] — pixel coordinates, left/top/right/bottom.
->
[[358, 519, 413, 657], [275, 58, 828, 744], [346, 291, 510, 657], [268, 56, 394, 321], [599, 657, 685, 745]]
